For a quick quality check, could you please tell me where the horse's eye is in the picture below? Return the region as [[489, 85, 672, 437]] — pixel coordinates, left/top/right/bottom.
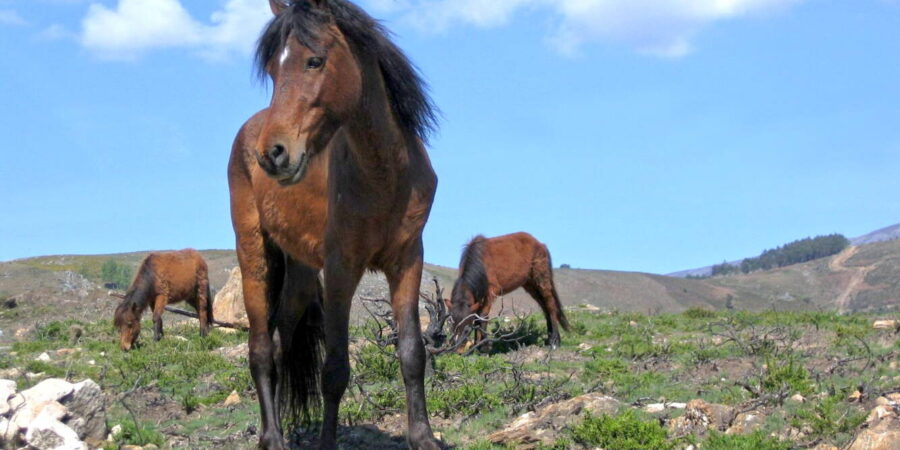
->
[[306, 57, 325, 70]]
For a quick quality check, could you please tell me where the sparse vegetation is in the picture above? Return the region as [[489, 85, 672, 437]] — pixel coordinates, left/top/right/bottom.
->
[[1, 304, 896, 448], [569, 410, 674, 450]]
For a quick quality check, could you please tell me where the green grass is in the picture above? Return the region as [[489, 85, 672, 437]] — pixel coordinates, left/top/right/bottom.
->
[[3, 308, 892, 448], [569, 410, 675, 450]]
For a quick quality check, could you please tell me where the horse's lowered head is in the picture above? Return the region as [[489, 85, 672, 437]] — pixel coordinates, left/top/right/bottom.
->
[[254, 0, 362, 185], [114, 299, 141, 351]]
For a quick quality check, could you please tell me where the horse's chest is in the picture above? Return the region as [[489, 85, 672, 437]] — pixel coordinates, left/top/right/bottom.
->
[[256, 187, 328, 268]]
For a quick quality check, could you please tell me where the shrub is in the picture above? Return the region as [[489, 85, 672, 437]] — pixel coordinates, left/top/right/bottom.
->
[[114, 418, 166, 447], [569, 410, 674, 450], [703, 431, 790, 450], [684, 307, 717, 319]]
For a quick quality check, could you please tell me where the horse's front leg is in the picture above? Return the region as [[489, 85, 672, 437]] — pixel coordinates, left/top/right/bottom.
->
[[319, 253, 364, 450], [386, 245, 440, 450], [152, 295, 167, 341]]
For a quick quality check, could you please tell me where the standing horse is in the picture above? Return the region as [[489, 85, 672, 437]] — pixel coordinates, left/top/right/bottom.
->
[[229, 1, 439, 448], [113, 249, 211, 351], [449, 232, 570, 349]]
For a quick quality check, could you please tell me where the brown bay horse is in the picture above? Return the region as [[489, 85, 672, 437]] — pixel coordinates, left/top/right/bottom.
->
[[229, 1, 438, 448], [114, 249, 211, 351], [450, 232, 570, 349]]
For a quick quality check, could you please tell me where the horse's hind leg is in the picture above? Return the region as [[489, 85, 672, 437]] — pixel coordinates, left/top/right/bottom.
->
[[523, 282, 559, 348], [272, 257, 323, 427], [152, 295, 167, 341], [386, 243, 439, 450]]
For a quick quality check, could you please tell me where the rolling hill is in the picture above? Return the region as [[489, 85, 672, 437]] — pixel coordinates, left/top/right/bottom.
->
[[3, 235, 899, 343]]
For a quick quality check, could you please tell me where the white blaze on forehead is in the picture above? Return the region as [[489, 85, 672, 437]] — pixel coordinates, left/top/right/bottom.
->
[[279, 46, 290, 66]]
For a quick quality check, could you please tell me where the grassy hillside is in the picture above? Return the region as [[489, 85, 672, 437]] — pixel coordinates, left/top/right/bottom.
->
[[1, 309, 896, 448]]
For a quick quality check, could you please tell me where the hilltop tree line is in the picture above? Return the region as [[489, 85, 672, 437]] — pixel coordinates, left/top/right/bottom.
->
[[709, 234, 850, 277]]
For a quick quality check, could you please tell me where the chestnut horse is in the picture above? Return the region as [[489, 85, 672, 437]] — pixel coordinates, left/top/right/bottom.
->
[[449, 232, 570, 349], [229, 1, 438, 448], [113, 249, 211, 351]]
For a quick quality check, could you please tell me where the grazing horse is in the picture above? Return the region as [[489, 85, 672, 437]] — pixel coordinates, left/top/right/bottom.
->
[[449, 232, 570, 349], [113, 249, 211, 351], [228, 1, 439, 448]]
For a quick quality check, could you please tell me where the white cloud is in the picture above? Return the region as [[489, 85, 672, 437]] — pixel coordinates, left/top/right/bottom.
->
[[79, 0, 271, 60], [0, 8, 27, 26], [37, 24, 78, 41], [364, 0, 805, 57]]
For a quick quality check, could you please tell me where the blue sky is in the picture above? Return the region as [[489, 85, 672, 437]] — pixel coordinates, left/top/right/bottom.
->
[[1, 0, 898, 274]]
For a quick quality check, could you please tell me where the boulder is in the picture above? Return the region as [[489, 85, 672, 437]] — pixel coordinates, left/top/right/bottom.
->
[[1, 379, 106, 450], [1, 416, 18, 447], [849, 415, 900, 450], [223, 390, 241, 407], [63, 379, 107, 442], [488, 393, 620, 447], [0, 379, 15, 416], [213, 267, 249, 328], [873, 320, 898, 330], [25, 415, 86, 450], [19, 379, 74, 406], [11, 400, 68, 430]]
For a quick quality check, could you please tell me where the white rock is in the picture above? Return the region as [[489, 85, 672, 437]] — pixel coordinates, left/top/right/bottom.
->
[[1, 415, 19, 445], [24, 415, 86, 450], [644, 403, 666, 414], [25, 372, 46, 381], [0, 379, 16, 416], [36, 352, 51, 362], [12, 400, 68, 430], [873, 320, 897, 329], [21, 378, 74, 404]]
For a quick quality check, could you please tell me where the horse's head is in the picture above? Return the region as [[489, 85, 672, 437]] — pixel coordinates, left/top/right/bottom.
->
[[114, 300, 141, 351], [448, 283, 480, 345], [254, 0, 362, 185]]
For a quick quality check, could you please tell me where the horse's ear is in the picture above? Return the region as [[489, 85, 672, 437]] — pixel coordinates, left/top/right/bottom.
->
[[269, 0, 287, 15]]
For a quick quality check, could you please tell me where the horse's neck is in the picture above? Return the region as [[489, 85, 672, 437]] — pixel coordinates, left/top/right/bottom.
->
[[340, 59, 411, 189]]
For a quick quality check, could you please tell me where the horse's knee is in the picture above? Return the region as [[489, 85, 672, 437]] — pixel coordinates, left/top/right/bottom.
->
[[248, 337, 275, 373]]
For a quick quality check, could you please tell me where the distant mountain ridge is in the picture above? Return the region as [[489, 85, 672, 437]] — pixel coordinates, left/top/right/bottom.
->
[[668, 222, 900, 278], [851, 223, 900, 246]]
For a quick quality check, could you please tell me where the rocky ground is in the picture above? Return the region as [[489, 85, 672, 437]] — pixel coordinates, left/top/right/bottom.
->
[[1, 265, 899, 449], [0, 305, 897, 449]]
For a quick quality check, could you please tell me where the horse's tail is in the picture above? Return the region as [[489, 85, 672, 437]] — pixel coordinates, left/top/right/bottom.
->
[[544, 247, 570, 332], [452, 235, 489, 307], [275, 279, 325, 428]]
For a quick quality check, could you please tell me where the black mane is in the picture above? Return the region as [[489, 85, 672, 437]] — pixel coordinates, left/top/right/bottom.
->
[[255, 0, 438, 142], [452, 235, 489, 307], [114, 256, 154, 325]]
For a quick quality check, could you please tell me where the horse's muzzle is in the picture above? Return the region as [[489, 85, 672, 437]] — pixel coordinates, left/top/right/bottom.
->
[[256, 145, 310, 186]]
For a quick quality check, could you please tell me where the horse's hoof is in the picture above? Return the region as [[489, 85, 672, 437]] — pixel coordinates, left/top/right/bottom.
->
[[258, 432, 286, 450], [409, 437, 442, 450], [317, 438, 337, 450]]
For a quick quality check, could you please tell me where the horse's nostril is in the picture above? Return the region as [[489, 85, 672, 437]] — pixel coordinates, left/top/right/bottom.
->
[[269, 144, 289, 169]]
